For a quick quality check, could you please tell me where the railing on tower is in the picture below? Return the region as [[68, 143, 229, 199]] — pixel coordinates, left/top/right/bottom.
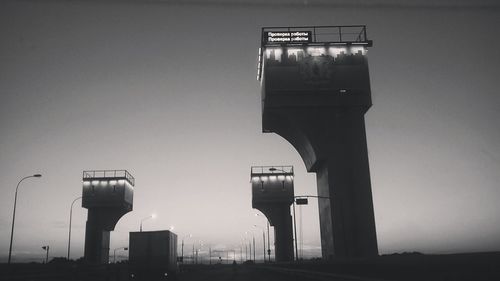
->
[[83, 170, 135, 186]]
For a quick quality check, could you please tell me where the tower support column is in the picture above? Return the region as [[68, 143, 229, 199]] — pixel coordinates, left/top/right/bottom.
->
[[266, 206, 294, 262], [316, 109, 378, 258], [84, 210, 111, 263]]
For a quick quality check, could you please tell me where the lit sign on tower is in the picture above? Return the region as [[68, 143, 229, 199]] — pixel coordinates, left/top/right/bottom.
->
[[264, 31, 312, 44]]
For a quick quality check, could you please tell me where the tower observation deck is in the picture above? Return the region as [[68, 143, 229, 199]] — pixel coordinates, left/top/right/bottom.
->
[[257, 26, 378, 259], [82, 170, 135, 263], [251, 166, 295, 262]]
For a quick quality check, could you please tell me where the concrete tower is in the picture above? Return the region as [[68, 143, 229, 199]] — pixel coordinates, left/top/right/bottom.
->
[[82, 170, 135, 263], [251, 166, 294, 262], [257, 26, 378, 259]]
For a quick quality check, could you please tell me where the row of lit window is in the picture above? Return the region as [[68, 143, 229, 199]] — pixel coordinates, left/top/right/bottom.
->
[[265, 46, 367, 60], [257, 45, 367, 80], [83, 180, 131, 186], [251, 175, 294, 182]]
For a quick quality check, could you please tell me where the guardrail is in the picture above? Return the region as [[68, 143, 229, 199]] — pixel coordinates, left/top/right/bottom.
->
[[83, 170, 135, 186], [251, 166, 294, 176], [261, 25, 370, 47]]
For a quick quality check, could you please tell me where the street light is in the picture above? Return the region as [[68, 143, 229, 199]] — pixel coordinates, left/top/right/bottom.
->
[[140, 214, 156, 232], [255, 213, 272, 262], [196, 240, 203, 264], [42, 245, 49, 264], [254, 224, 266, 263], [113, 246, 128, 263], [243, 238, 248, 260], [192, 244, 195, 264], [292, 195, 330, 262], [8, 174, 42, 264], [67, 196, 82, 260], [181, 234, 192, 264], [243, 232, 253, 261], [245, 231, 256, 262]]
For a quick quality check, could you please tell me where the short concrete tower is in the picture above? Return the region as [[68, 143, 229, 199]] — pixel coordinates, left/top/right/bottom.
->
[[251, 166, 294, 262], [82, 170, 134, 263], [257, 26, 378, 259]]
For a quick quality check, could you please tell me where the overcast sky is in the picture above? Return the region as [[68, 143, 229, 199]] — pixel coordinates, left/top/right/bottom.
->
[[1, 0, 499, 262]]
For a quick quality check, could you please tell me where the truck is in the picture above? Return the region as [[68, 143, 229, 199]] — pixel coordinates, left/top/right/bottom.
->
[[128, 230, 178, 280]]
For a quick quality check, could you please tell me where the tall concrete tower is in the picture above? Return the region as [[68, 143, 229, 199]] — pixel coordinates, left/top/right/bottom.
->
[[251, 166, 294, 262], [82, 170, 135, 263], [257, 26, 377, 259]]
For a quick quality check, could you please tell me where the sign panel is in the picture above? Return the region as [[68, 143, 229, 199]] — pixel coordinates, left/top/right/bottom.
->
[[265, 31, 312, 44], [296, 198, 308, 205]]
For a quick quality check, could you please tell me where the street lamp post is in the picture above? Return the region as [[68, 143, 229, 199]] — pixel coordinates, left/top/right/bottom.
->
[[292, 199, 299, 261], [244, 240, 248, 260], [292, 195, 330, 262], [8, 174, 42, 264], [197, 240, 203, 264], [67, 196, 82, 260], [255, 213, 272, 262], [42, 245, 49, 264], [244, 231, 254, 261], [181, 234, 192, 263], [254, 225, 266, 263], [113, 246, 128, 263], [253, 235, 256, 262], [140, 214, 155, 232], [192, 244, 195, 264]]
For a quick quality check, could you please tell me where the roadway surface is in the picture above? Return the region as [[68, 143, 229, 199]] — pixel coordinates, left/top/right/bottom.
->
[[179, 265, 319, 281]]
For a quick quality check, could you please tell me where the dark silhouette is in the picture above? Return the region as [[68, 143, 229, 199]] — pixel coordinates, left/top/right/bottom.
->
[[259, 26, 377, 259], [82, 170, 135, 264], [251, 166, 295, 262], [129, 230, 178, 280]]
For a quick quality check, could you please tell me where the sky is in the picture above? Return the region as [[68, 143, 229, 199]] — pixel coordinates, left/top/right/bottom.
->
[[1, 0, 499, 263]]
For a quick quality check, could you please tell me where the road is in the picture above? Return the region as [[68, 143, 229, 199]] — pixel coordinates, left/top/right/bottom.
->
[[178, 265, 317, 281]]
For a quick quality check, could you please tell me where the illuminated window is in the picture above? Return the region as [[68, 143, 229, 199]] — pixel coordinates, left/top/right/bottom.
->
[[307, 47, 326, 56], [266, 48, 282, 62], [350, 46, 367, 55], [328, 47, 347, 58], [287, 48, 304, 61]]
